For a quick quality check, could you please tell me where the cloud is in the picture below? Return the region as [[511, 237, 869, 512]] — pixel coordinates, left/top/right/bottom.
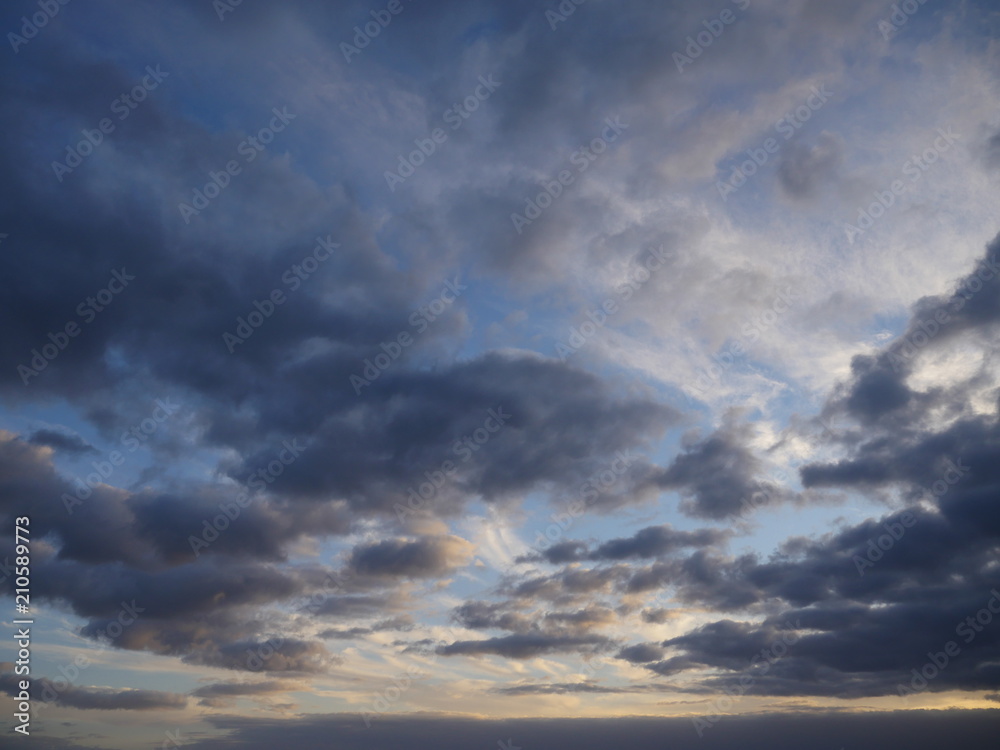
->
[[617, 643, 665, 664], [653, 416, 793, 519], [984, 129, 1000, 170], [318, 616, 414, 640], [348, 535, 474, 578], [259, 353, 681, 514], [641, 608, 680, 624], [452, 600, 535, 633], [154, 711, 1000, 750], [191, 680, 303, 707], [591, 524, 728, 560], [500, 565, 631, 605], [26, 428, 97, 454], [437, 633, 611, 659], [520, 524, 729, 564], [0, 673, 186, 711], [184, 638, 334, 674], [618, 235, 1000, 697], [826, 233, 1000, 428], [777, 131, 844, 199], [494, 682, 628, 695]]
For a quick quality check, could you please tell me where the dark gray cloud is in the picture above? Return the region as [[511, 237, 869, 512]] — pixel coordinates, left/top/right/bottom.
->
[[652, 417, 794, 519], [480, 230, 1000, 696], [308, 593, 406, 619], [543, 605, 617, 634], [437, 633, 612, 659], [985, 129, 1000, 170], [191, 680, 302, 707], [449, 600, 615, 644], [641, 608, 678, 624], [827, 232, 1000, 427], [1, 673, 187, 711], [609, 504, 1000, 696], [647, 585, 1000, 697], [26, 427, 96, 454], [256, 354, 681, 516], [613, 237, 1000, 697], [184, 638, 334, 674], [47, 684, 188, 711], [519, 524, 729, 564], [617, 643, 665, 664], [0, 431, 350, 569], [0, 433, 152, 567], [777, 131, 844, 199], [591, 524, 728, 559], [318, 616, 414, 640], [452, 601, 534, 633], [500, 565, 631, 605], [157, 711, 1000, 750], [494, 682, 631, 695], [348, 535, 473, 578], [0, 13, 683, 535], [1, 546, 339, 672]]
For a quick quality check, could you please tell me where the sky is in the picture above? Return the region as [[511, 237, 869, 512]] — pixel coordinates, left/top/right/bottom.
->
[[1, 0, 1000, 747]]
